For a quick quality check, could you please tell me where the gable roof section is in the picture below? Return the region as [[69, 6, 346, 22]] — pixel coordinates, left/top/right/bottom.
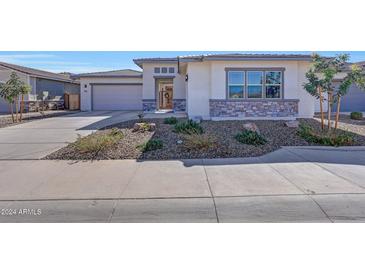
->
[[76, 69, 143, 78], [0, 61, 78, 83], [133, 53, 313, 68]]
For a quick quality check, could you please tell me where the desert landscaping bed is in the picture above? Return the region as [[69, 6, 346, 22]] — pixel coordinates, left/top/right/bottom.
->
[[44, 116, 364, 161]]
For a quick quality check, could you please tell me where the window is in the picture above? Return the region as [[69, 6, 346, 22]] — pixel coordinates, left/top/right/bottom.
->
[[247, 71, 263, 98], [226, 69, 283, 99], [168, 67, 175, 73], [154, 67, 160, 73], [161, 67, 168, 73], [265, 71, 282, 98], [228, 71, 244, 98]]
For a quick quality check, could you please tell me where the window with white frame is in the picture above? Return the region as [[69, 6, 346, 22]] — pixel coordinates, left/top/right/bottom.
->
[[227, 69, 283, 99], [228, 71, 245, 98], [265, 71, 282, 98], [154, 67, 160, 73], [247, 71, 263, 98], [161, 67, 168, 73]]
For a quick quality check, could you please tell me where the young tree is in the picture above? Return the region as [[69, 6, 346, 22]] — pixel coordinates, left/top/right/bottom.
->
[[0, 72, 31, 123], [303, 53, 365, 131]]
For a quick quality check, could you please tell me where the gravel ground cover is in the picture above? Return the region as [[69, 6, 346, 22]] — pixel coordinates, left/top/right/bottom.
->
[[45, 118, 312, 160], [45, 115, 365, 161], [0, 110, 78, 129], [302, 114, 365, 144]]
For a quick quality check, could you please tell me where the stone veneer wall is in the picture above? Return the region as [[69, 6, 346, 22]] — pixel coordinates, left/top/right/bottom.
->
[[143, 99, 186, 112], [172, 99, 186, 112], [210, 99, 299, 118], [142, 99, 157, 112]]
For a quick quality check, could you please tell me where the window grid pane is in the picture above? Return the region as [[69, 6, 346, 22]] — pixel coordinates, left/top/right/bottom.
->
[[227, 70, 282, 99]]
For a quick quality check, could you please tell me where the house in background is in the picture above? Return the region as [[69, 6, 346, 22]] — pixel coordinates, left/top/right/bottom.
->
[[314, 61, 365, 113], [0, 62, 80, 113], [80, 53, 315, 120]]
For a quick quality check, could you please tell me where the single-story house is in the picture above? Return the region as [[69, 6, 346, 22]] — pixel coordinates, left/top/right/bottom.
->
[[0, 61, 80, 113], [80, 54, 315, 120]]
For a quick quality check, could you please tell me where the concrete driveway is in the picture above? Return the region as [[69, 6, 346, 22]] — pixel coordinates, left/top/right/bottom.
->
[[1, 147, 365, 222], [0, 111, 139, 159]]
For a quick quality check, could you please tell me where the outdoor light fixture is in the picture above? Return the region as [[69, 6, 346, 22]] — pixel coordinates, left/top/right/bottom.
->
[[185, 74, 188, 82]]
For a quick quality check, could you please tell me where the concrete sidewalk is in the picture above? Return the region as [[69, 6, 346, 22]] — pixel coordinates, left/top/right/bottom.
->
[[1, 147, 365, 222]]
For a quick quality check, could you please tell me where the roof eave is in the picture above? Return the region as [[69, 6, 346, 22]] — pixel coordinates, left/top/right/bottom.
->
[[76, 75, 142, 79]]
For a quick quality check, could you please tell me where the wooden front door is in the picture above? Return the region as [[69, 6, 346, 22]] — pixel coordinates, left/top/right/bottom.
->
[[159, 82, 173, 109]]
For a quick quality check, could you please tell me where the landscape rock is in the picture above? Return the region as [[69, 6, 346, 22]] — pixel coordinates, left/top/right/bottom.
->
[[191, 116, 203, 124], [243, 122, 260, 133], [133, 122, 156, 132], [285, 120, 299, 128]]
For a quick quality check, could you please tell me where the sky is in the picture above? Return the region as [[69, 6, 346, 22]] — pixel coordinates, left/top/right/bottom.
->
[[0, 51, 364, 74]]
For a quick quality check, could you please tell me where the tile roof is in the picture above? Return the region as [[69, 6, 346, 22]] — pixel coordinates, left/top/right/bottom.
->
[[133, 53, 313, 67], [76, 69, 142, 78], [0, 61, 78, 83]]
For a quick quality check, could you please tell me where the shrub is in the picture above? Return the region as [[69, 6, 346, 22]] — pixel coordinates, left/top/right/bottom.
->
[[235, 130, 267, 146], [137, 113, 144, 122], [164, 117, 178, 125], [75, 129, 123, 153], [350, 112, 363, 120], [137, 139, 163, 152], [298, 124, 354, 146], [174, 119, 203, 135], [183, 134, 217, 150]]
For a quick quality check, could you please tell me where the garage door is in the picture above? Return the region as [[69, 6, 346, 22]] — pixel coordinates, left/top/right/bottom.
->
[[92, 84, 142, 110], [339, 84, 365, 112]]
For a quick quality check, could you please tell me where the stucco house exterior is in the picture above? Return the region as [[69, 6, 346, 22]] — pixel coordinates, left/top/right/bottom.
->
[[80, 54, 315, 120], [0, 62, 80, 113]]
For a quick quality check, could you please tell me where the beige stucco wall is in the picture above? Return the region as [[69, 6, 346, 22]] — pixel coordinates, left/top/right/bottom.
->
[[186, 62, 211, 119], [80, 76, 143, 111], [186, 60, 315, 119], [141, 63, 186, 100]]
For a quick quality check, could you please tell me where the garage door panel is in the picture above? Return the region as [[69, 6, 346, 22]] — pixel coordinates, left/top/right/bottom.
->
[[92, 85, 142, 111]]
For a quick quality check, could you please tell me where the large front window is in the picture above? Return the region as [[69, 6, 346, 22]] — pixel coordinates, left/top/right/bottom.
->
[[265, 71, 282, 98], [228, 71, 244, 98], [227, 69, 283, 99], [247, 71, 263, 98]]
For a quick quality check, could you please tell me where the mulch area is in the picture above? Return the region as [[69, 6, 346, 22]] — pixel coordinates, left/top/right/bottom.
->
[[0, 111, 78, 129], [45, 118, 311, 160]]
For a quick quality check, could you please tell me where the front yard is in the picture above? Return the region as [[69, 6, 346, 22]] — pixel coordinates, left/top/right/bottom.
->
[[45, 114, 365, 161]]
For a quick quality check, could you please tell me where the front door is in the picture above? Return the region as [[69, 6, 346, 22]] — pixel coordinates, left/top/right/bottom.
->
[[158, 81, 173, 109]]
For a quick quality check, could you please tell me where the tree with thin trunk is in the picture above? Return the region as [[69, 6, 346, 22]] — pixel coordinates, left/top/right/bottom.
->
[[303, 53, 365, 131], [0, 72, 31, 123]]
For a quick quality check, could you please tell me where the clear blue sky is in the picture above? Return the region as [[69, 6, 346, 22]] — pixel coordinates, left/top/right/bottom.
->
[[0, 51, 364, 74]]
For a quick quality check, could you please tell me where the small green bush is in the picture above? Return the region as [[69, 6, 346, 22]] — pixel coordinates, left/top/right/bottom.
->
[[183, 134, 217, 150], [75, 129, 123, 153], [137, 139, 163, 152], [350, 112, 363, 120], [174, 119, 203, 135], [298, 124, 354, 146], [164, 117, 178, 125], [235, 130, 267, 146]]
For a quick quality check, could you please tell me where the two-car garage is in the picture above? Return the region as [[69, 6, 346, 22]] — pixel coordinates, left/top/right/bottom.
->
[[92, 84, 142, 111], [79, 69, 144, 111]]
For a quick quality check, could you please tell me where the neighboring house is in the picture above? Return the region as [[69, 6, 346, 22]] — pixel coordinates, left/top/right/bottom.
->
[[81, 53, 316, 120], [78, 70, 143, 111], [314, 61, 365, 113], [0, 61, 80, 113]]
